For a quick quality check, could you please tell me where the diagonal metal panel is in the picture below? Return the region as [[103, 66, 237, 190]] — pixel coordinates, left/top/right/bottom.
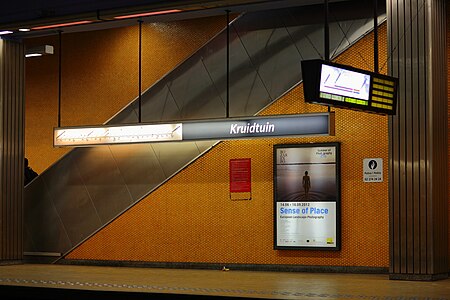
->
[[42, 151, 103, 245], [24, 175, 72, 253], [72, 147, 134, 223], [109, 144, 166, 200]]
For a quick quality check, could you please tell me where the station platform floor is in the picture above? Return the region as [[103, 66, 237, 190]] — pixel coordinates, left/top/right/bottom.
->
[[0, 264, 449, 299]]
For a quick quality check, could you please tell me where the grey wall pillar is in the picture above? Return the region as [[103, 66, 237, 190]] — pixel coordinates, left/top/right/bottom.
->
[[0, 38, 25, 262], [388, 0, 448, 280]]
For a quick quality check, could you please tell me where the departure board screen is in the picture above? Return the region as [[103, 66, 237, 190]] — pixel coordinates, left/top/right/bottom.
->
[[302, 59, 398, 115]]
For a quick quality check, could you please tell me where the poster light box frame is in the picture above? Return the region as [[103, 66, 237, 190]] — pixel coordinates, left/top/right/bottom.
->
[[273, 142, 341, 251]]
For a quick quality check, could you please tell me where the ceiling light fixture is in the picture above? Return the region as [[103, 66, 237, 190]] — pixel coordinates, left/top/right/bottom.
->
[[0, 30, 13, 35], [25, 54, 43, 58], [25, 45, 54, 58], [113, 9, 182, 20], [31, 20, 93, 30], [19, 28, 31, 32]]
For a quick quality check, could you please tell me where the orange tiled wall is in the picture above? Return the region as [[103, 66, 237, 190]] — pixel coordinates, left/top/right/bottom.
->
[[66, 25, 391, 267], [24, 16, 227, 174]]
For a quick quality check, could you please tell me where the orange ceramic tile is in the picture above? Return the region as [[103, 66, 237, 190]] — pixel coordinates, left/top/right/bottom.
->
[[67, 24, 392, 268]]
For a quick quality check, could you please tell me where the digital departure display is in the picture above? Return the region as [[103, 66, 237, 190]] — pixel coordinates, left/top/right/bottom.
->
[[302, 59, 398, 115]]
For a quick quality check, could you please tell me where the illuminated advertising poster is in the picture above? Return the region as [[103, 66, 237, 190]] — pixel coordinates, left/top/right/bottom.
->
[[273, 143, 340, 250]]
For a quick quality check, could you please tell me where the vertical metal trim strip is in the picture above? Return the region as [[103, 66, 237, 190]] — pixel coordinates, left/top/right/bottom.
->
[[19, 41, 25, 260], [9, 41, 15, 259], [411, 0, 421, 275], [440, 0, 447, 274], [6, 41, 11, 259], [11, 41, 16, 259], [393, 0, 400, 274], [16, 41, 22, 260], [0, 39, 3, 260], [417, 0, 428, 275], [397, 0, 407, 274], [425, 0, 433, 274], [387, 0, 393, 274], [0, 39, 4, 260], [429, 0, 448, 275], [404, 0, 415, 274], [2, 41, 7, 259], [10, 41, 15, 259], [6, 41, 12, 259], [388, 0, 402, 274], [440, 0, 445, 271]]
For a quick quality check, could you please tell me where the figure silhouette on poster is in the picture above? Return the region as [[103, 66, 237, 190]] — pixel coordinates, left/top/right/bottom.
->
[[302, 171, 311, 199]]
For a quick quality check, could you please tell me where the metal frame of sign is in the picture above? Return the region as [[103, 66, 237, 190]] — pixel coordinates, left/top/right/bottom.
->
[[273, 142, 341, 250], [53, 113, 335, 147]]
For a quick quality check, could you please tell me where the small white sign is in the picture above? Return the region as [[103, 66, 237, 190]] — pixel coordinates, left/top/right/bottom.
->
[[363, 158, 383, 182]]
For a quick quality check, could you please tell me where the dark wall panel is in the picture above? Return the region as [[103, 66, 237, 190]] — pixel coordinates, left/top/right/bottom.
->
[[0, 39, 25, 261]]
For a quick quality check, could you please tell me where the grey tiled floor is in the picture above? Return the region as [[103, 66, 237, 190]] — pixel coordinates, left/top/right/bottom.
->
[[0, 264, 449, 299]]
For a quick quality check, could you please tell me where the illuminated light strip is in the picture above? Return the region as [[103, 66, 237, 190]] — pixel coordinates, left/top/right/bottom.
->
[[372, 96, 393, 104], [25, 53, 43, 58], [344, 97, 368, 105], [331, 94, 344, 101], [371, 103, 392, 109], [320, 92, 332, 99], [32, 20, 94, 30], [373, 84, 394, 92], [356, 100, 368, 105], [114, 9, 182, 20], [372, 90, 393, 98], [373, 77, 395, 86], [54, 123, 182, 147]]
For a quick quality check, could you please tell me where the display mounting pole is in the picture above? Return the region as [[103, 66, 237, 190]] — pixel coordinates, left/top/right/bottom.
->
[[324, 0, 330, 62], [324, 0, 331, 113], [373, 0, 379, 73], [138, 19, 143, 123], [226, 10, 230, 118]]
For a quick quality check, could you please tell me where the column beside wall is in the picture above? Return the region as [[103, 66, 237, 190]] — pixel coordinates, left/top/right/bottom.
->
[[387, 0, 448, 280], [0, 38, 25, 262]]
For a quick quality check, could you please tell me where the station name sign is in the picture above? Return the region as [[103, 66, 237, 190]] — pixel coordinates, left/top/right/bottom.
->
[[54, 113, 335, 147]]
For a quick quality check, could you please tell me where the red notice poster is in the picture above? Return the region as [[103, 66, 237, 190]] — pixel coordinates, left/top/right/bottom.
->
[[229, 158, 251, 193]]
